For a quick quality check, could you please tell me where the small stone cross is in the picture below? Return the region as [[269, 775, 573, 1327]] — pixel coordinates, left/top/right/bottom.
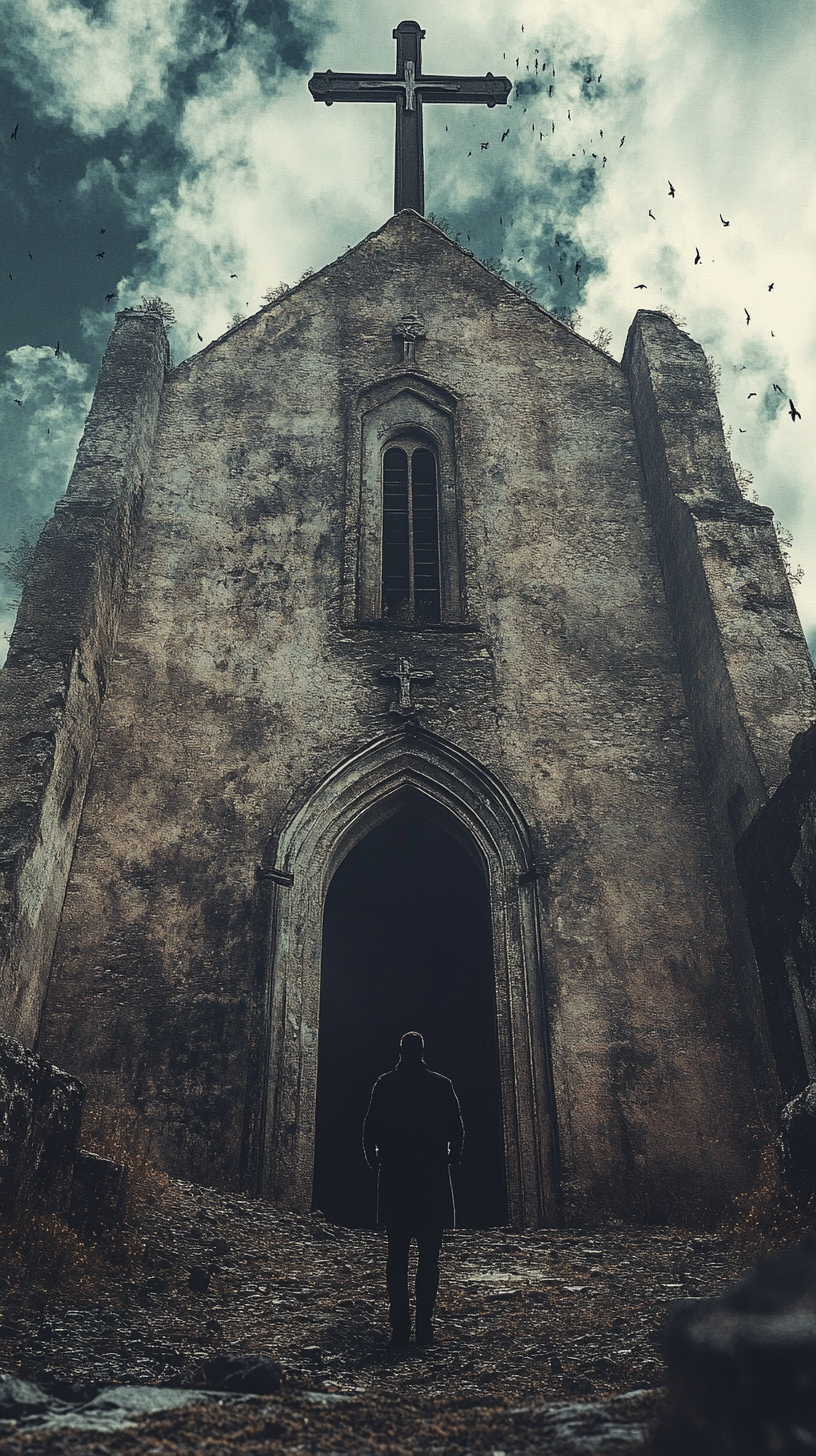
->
[[309, 21, 511, 215], [380, 657, 435, 716], [393, 313, 426, 363]]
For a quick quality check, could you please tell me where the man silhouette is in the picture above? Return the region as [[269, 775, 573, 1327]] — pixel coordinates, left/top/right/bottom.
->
[[363, 1031, 464, 1348]]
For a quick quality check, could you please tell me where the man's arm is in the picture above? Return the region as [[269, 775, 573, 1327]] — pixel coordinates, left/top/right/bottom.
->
[[447, 1082, 465, 1167], [362, 1082, 382, 1171]]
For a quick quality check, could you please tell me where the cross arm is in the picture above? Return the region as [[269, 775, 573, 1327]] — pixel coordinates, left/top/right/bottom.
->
[[309, 70, 512, 107], [418, 73, 512, 106], [309, 71, 404, 104]]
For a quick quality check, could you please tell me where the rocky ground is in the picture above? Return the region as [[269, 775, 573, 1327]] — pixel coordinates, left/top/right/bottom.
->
[[0, 1175, 751, 1454]]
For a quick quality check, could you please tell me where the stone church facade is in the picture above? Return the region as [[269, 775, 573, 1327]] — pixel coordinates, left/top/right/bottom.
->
[[2, 210, 814, 1227]]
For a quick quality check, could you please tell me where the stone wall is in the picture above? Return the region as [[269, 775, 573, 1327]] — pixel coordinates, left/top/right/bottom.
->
[[736, 723, 816, 1097], [29, 215, 793, 1224], [0, 311, 168, 1048], [623, 311, 815, 1097]]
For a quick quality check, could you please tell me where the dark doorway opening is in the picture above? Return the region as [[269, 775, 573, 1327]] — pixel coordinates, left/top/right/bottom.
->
[[312, 805, 507, 1230]]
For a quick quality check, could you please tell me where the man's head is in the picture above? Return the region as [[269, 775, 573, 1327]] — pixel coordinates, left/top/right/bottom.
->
[[399, 1031, 425, 1064]]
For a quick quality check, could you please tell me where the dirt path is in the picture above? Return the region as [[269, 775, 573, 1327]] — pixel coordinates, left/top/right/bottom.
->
[[0, 1177, 744, 1453]]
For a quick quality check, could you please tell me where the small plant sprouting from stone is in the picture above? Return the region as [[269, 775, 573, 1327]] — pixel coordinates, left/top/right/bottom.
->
[[262, 283, 291, 304], [298, 267, 315, 284], [513, 278, 537, 299], [553, 306, 583, 333], [733, 460, 756, 499], [229, 312, 246, 328], [137, 296, 176, 327], [775, 522, 805, 587], [427, 213, 459, 241], [591, 326, 613, 355], [656, 305, 688, 329], [705, 354, 722, 396]]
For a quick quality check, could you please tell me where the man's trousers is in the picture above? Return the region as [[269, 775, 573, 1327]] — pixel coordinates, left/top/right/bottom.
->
[[385, 1221, 444, 1336]]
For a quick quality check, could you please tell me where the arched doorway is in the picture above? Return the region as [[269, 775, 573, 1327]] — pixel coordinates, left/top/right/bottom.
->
[[254, 727, 560, 1227], [312, 806, 507, 1228]]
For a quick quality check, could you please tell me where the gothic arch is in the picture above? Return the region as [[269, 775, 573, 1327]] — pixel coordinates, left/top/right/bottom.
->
[[253, 727, 560, 1227]]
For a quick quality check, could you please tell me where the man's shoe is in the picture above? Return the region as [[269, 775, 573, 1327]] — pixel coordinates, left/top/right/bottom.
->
[[415, 1322, 434, 1346], [386, 1329, 411, 1350]]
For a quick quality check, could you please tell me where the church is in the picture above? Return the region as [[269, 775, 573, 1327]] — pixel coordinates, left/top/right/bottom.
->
[[2, 25, 815, 1231]]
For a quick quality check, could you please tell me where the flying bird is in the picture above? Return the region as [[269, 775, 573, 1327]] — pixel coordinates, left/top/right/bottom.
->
[[230, 272, 238, 277], [14, 398, 22, 405], [773, 383, 784, 393], [768, 282, 774, 291], [105, 292, 116, 302], [744, 308, 750, 325], [575, 260, 581, 273], [501, 129, 510, 141], [27, 251, 32, 260], [668, 181, 675, 196], [480, 141, 489, 150], [719, 214, 729, 226], [648, 210, 655, 220], [197, 332, 203, 342], [748, 392, 757, 398], [789, 399, 801, 421], [54, 340, 60, 356], [10, 123, 19, 140], [694, 247, 701, 265], [557, 274, 563, 285], [634, 283, 647, 289], [96, 251, 105, 259], [100, 228, 106, 234], [619, 135, 625, 147]]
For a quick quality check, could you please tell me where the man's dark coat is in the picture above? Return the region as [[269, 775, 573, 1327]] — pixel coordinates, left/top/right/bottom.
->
[[362, 1060, 465, 1228]]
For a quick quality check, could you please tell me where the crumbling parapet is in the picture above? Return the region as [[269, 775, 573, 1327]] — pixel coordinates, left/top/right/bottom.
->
[[0, 310, 168, 1047], [623, 310, 816, 1099], [623, 310, 815, 828]]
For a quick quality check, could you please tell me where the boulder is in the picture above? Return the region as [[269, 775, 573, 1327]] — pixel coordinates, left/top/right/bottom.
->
[[779, 1081, 816, 1204], [656, 1236, 816, 1454], [0, 1032, 85, 1216], [200, 1353, 283, 1394]]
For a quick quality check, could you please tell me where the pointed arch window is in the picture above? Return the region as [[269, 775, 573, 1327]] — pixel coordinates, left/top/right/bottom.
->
[[382, 442, 441, 621], [348, 379, 464, 626]]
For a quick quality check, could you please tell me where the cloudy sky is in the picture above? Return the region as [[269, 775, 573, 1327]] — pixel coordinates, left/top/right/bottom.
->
[[2, 0, 814, 663]]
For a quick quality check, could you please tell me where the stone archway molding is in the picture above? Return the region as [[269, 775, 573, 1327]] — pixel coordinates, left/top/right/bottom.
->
[[255, 725, 561, 1227]]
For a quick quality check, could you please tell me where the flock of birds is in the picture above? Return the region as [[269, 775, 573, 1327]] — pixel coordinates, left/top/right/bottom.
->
[[5, 41, 804, 426], [448, 32, 802, 424]]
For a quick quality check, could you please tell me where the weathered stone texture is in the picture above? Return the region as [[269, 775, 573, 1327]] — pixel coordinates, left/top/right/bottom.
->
[[623, 311, 815, 1092], [27, 214, 803, 1225], [0, 1030, 85, 1215], [736, 723, 816, 1097], [0, 311, 168, 1046]]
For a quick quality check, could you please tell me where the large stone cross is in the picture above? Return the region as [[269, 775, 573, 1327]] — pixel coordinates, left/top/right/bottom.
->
[[309, 21, 511, 216]]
